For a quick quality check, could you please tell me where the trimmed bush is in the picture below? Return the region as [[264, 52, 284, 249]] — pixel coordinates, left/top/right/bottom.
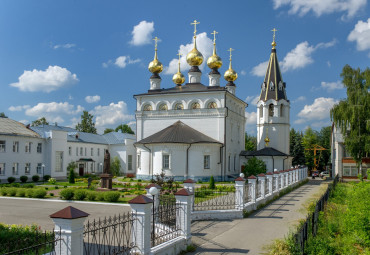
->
[[16, 188, 26, 197], [32, 189, 47, 198], [50, 193, 54, 196], [8, 188, 17, 196], [20, 176, 28, 183], [0, 188, 9, 196], [104, 191, 121, 202], [48, 178, 56, 185], [23, 184, 35, 189], [209, 176, 215, 189], [68, 170, 76, 184], [32, 175, 40, 182], [26, 189, 34, 198], [54, 186, 59, 189], [87, 191, 97, 201], [10, 183, 20, 188], [7, 177, 16, 184], [43, 175, 51, 181], [96, 192, 105, 201], [59, 188, 74, 200], [74, 189, 87, 200]]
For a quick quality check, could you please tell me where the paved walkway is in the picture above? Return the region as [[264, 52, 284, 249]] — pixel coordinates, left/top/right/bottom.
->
[[189, 179, 327, 255]]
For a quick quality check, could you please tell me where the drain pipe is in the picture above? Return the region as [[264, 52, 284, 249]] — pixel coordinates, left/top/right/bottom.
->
[[143, 144, 152, 180], [223, 92, 229, 181], [186, 144, 192, 179], [283, 155, 289, 170]]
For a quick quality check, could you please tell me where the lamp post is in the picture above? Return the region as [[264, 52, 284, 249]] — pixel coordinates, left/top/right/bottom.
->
[[99, 163, 103, 173], [149, 186, 158, 246], [42, 164, 45, 184]]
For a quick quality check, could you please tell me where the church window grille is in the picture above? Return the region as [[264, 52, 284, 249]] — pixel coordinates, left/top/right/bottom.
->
[[204, 155, 210, 169], [208, 102, 217, 109], [259, 105, 263, 118], [270, 81, 274, 90], [128, 155, 133, 170], [269, 104, 274, 117], [162, 155, 170, 169], [191, 102, 200, 109], [174, 103, 184, 110], [143, 104, 152, 111], [280, 105, 284, 117], [159, 104, 168, 111]]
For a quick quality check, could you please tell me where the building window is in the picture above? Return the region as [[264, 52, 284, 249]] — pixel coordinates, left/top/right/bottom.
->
[[80, 147, 83, 156], [37, 143, 42, 153], [280, 105, 284, 117], [25, 142, 32, 153], [13, 141, 19, 153], [259, 105, 263, 118], [208, 102, 217, 109], [228, 155, 231, 172], [269, 104, 274, 117], [174, 103, 184, 110], [128, 155, 133, 170], [55, 151, 63, 172], [12, 163, 18, 175], [204, 155, 210, 169], [137, 155, 141, 169], [0, 141, 5, 152], [69, 147, 72, 156], [91, 148, 94, 156], [0, 163, 5, 175], [25, 163, 31, 175], [143, 104, 152, 111], [162, 155, 170, 169], [159, 104, 168, 111], [36, 163, 42, 174], [76, 147, 78, 156], [98, 148, 100, 156], [191, 102, 200, 109], [343, 166, 359, 176]]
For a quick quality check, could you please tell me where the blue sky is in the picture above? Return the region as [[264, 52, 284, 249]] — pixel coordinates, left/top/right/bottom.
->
[[1, 0, 369, 134]]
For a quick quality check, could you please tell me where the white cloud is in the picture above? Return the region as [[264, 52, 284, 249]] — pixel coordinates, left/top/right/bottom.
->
[[91, 101, 134, 132], [245, 95, 260, 106], [8, 105, 30, 112], [292, 96, 306, 103], [348, 18, 370, 53], [53, 43, 76, 49], [251, 40, 337, 76], [85, 95, 101, 103], [25, 102, 84, 123], [295, 97, 339, 124], [130, 21, 154, 46], [103, 56, 141, 69], [10, 66, 78, 93], [245, 111, 257, 135], [240, 70, 247, 76], [321, 81, 344, 91], [164, 32, 213, 74], [272, 0, 366, 19]]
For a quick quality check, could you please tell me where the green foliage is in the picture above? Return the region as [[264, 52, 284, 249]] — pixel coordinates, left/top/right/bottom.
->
[[0, 112, 8, 118], [31, 117, 49, 126], [331, 65, 370, 176], [32, 189, 47, 198], [87, 191, 97, 201], [245, 132, 257, 151], [209, 176, 215, 189], [302, 127, 319, 170], [20, 176, 28, 183], [7, 188, 17, 196], [23, 183, 34, 188], [48, 178, 56, 185], [67, 162, 77, 184], [74, 189, 87, 200], [290, 128, 305, 166], [75, 111, 97, 134], [43, 175, 51, 181], [16, 188, 26, 197], [103, 128, 114, 134], [110, 156, 121, 176], [104, 191, 121, 202], [60, 188, 74, 200], [317, 126, 331, 168], [7, 177, 15, 184], [96, 192, 105, 201], [31, 175, 40, 182], [243, 157, 266, 177], [115, 124, 135, 134]]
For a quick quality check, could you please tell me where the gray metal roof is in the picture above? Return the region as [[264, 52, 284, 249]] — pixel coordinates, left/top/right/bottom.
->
[[240, 147, 288, 157], [0, 117, 40, 138], [31, 125, 76, 138], [136, 121, 221, 145], [102, 132, 136, 144]]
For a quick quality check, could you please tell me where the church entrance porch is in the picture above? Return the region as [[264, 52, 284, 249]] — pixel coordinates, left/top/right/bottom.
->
[[79, 164, 84, 176]]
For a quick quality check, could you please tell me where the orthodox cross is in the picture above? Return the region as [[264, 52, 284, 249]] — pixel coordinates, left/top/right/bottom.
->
[[228, 48, 234, 61], [177, 52, 182, 62], [211, 30, 218, 44], [153, 37, 159, 50], [191, 20, 200, 37], [271, 28, 277, 43]]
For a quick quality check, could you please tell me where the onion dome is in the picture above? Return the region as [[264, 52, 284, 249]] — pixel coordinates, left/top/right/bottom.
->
[[264, 128, 270, 146], [224, 48, 238, 82], [148, 37, 163, 74], [173, 53, 185, 86], [207, 30, 222, 70], [186, 20, 204, 67]]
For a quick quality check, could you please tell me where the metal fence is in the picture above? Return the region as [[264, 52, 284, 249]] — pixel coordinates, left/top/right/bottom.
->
[[273, 177, 277, 192], [294, 175, 339, 254], [256, 182, 262, 198], [264, 181, 268, 195], [193, 188, 236, 211], [83, 212, 137, 255], [244, 183, 253, 203], [2, 229, 62, 255]]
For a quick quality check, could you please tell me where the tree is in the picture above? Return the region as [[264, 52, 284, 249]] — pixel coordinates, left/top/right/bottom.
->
[[67, 162, 77, 184], [0, 112, 8, 118], [110, 156, 121, 176], [31, 117, 49, 126], [302, 127, 319, 170], [209, 176, 215, 189], [245, 132, 257, 151], [75, 111, 97, 134], [291, 131, 305, 166], [104, 128, 114, 134], [242, 157, 266, 177], [331, 65, 370, 176], [115, 124, 135, 134], [317, 126, 331, 169]]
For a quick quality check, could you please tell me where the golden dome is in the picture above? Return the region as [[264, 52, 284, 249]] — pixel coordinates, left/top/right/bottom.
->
[[207, 46, 222, 69], [224, 48, 237, 82], [148, 37, 163, 74], [186, 41, 204, 66], [173, 72, 185, 85], [264, 136, 270, 146]]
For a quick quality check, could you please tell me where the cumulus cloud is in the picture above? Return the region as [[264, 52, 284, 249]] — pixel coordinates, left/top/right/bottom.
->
[[272, 0, 366, 19], [245, 111, 257, 135], [240, 70, 247, 76], [103, 56, 141, 69], [130, 21, 154, 46], [91, 101, 134, 132], [321, 81, 344, 91], [251, 40, 336, 76], [25, 102, 84, 123], [245, 95, 260, 106], [292, 96, 306, 103], [52, 43, 76, 49], [8, 105, 30, 112], [295, 97, 339, 124], [85, 95, 101, 103], [164, 32, 213, 74], [348, 18, 370, 53], [10, 66, 78, 93]]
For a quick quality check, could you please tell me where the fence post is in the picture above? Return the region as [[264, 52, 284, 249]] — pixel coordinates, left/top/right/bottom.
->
[[273, 171, 279, 194], [257, 174, 266, 199], [299, 168, 302, 181], [235, 174, 246, 210], [279, 171, 284, 191], [145, 183, 161, 208], [288, 170, 292, 186], [285, 171, 289, 188], [175, 189, 192, 242], [183, 179, 195, 211], [129, 195, 153, 255], [295, 168, 299, 183], [248, 175, 257, 209], [49, 206, 89, 255], [266, 172, 273, 196]]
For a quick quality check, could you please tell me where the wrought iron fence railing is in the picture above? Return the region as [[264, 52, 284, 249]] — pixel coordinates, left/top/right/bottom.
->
[[193, 188, 236, 211], [273, 177, 277, 191], [243, 183, 253, 204], [83, 212, 136, 255], [256, 182, 262, 198], [264, 181, 268, 195]]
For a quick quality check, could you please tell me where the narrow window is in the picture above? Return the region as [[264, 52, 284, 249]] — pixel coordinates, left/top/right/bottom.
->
[[128, 155, 133, 170], [143, 104, 152, 111], [76, 147, 78, 156], [91, 148, 94, 156], [12, 163, 18, 175], [175, 103, 184, 110], [36, 163, 42, 174], [25, 163, 31, 175], [204, 155, 210, 169], [228, 155, 231, 172], [0, 163, 5, 175], [259, 105, 263, 118], [280, 105, 284, 117], [55, 151, 63, 172], [159, 104, 168, 111], [13, 141, 19, 153], [137, 155, 141, 169], [69, 147, 72, 156], [98, 148, 100, 156], [80, 147, 83, 156], [162, 155, 170, 169], [208, 102, 217, 109], [84, 148, 87, 156], [0, 141, 5, 152], [269, 104, 274, 117], [37, 143, 42, 153], [191, 102, 200, 109], [25, 142, 32, 153]]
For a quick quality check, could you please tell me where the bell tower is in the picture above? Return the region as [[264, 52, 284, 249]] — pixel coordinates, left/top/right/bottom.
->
[[256, 28, 290, 155]]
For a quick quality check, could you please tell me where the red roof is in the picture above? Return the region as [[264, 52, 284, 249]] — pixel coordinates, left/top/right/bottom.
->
[[128, 195, 153, 204], [50, 206, 89, 219], [183, 179, 195, 183], [175, 188, 191, 196]]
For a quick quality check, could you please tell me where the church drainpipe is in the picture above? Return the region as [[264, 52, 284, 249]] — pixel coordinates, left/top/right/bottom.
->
[[283, 155, 289, 170], [223, 92, 229, 182], [186, 144, 192, 179], [271, 156, 275, 172], [143, 144, 152, 180]]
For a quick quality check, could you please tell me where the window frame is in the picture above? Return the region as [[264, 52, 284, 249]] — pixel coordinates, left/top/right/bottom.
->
[[137, 154, 141, 169], [162, 154, 170, 170], [204, 155, 210, 169], [13, 141, 19, 153], [0, 163, 5, 175], [25, 163, 31, 175], [127, 155, 133, 170], [36, 163, 42, 174], [0, 140, 6, 152], [12, 163, 18, 175], [37, 143, 42, 153]]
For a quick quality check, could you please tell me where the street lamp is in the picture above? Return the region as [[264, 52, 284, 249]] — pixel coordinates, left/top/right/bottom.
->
[[149, 186, 158, 246], [42, 164, 45, 184], [99, 163, 103, 173], [239, 173, 245, 178]]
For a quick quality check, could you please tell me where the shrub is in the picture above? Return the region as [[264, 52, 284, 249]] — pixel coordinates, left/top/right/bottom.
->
[[0, 188, 8, 196], [68, 170, 76, 184], [20, 176, 28, 183], [60, 188, 74, 200], [74, 189, 87, 200], [32, 175, 40, 182], [48, 178, 56, 185], [23, 184, 35, 189], [44, 187, 48, 190], [50, 193, 54, 196], [43, 175, 51, 181], [209, 176, 215, 189], [96, 192, 105, 201], [32, 189, 47, 198], [55, 186, 59, 189], [137, 179, 142, 182], [10, 183, 20, 187], [8, 188, 17, 196], [87, 191, 97, 201], [16, 188, 26, 197], [7, 177, 16, 184], [26, 189, 34, 198], [104, 191, 121, 202]]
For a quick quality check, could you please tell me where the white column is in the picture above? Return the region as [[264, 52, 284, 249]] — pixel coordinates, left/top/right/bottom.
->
[[266, 173, 273, 196], [150, 77, 161, 90], [235, 176, 246, 210], [248, 176, 257, 205], [183, 179, 195, 211], [279, 172, 284, 191], [175, 189, 192, 241], [273, 172, 279, 193], [50, 206, 89, 255], [257, 174, 266, 199], [188, 71, 201, 83], [285, 171, 289, 188]]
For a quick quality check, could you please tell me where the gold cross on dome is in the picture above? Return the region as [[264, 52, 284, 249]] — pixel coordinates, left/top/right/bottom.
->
[[228, 48, 234, 61], [271, 28, 277, 42], [211, 30, 218, 44], [177, 52, 182, 62], [191, 20, 200, 37], [153, 37, 160, 50]]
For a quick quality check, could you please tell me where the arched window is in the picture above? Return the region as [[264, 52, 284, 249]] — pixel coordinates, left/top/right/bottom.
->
[[208, 102, 217, 109], [143, 104, 152, 111], [270, 81, 274, 90], [269, 104, 274, 117], [191, 102, 200, 109], [174, 103, 183, 110], [159, 104, 168, 111], [259, 105, 263, 118], [280, 104, 284, 117]]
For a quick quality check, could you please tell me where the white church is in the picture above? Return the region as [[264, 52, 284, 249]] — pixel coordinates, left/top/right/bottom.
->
[[134, 23, 292, 181]]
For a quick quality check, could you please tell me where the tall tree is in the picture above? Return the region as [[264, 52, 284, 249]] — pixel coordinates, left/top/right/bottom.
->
[[0, 112, 8, 118], [302, 127, 319, 170], [317, 126, 331, 169], [31, 117, 49, 126], [292, 131, 305, 166], [331, 65, 370, 176], [245, 132, 257, 151], [115, 124, 134, 134], [75, 111, 97, 134], [104, 128, 114, 134], [242, 157, 266, 177]]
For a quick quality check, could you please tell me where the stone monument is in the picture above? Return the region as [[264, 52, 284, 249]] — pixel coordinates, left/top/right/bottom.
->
[[100, 150, 113, 189]]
